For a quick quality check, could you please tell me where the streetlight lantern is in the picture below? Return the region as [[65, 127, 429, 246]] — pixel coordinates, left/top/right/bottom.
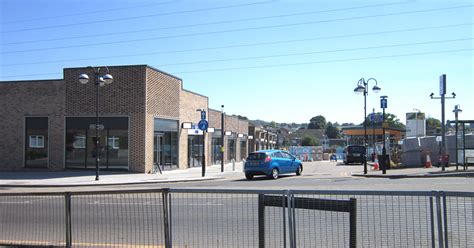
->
[[78, 66, 113, 181], [354, 77, 381, 174]]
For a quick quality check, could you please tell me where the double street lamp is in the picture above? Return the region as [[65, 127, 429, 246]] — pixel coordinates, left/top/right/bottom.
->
[[354, 78, 381, 174], [78, 66, 113, 181]]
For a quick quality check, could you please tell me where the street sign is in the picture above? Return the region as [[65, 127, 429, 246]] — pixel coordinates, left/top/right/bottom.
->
[[89, 124, 104, 130], [382, 122, 389, 128], [201, 110, 206, 120], [198, 119, 208, 131], [380, 98, 388, 109]]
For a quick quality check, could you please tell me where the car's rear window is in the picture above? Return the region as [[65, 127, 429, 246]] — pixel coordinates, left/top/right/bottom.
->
[[247, 152, 267, 160], [348, 146, 365, 153]]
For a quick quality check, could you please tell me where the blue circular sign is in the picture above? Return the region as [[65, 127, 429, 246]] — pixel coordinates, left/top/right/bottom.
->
[[198, 119, 209, 131]]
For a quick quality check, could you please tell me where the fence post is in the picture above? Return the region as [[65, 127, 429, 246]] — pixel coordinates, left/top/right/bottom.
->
[[287, 190, 296, 248], [162, 188, 171, 248], [65, 192, 72, 248], [349, 198, 357, 248], [430, 196, 436, 248], [442, 192, 449, 248], [436, 193, 444, 248], [258, 194, 265, 248]]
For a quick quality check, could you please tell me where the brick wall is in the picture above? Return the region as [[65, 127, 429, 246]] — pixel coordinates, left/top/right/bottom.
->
[[0, 80, 65, 171]]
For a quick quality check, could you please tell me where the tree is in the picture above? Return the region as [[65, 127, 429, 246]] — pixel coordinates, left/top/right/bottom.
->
[[301, 136, 319, 146], [325, 122, 340, 138], [364, 112, 405, 129], [308, 115, 326, 129], [270, 121, 277, 128], [426, 117, 441, 135]]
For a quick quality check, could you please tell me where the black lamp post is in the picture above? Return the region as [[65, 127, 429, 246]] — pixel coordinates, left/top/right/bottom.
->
[[78, 67, 113, 181], [221, 105, 225, 172], [354, 78, 381, 174]]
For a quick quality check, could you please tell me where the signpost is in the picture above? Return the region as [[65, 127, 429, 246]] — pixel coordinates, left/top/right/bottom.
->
[[197, 109, 207, 177], [380, 96, 388, 174]]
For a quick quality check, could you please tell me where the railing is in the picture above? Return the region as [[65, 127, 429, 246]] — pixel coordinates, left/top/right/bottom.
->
[[1, 189, 473, 247]]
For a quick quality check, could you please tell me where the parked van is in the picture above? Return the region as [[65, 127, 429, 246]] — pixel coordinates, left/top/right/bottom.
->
[[343, 145, 366, 165]]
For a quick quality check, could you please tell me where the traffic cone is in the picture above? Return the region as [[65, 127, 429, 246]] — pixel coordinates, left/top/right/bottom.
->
[[425, 154, 432, 168], [373, 154, 379, 170]]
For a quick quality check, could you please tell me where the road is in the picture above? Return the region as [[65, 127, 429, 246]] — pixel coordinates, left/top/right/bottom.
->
[[1, 161, 473, 247]]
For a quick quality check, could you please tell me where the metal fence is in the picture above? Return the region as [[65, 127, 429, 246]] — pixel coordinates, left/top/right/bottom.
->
[[1, 189, 473, 247]]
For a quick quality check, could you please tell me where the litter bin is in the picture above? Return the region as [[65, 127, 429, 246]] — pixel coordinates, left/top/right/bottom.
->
[[379, 154, 390, 170], [439, 154, 449, 167]]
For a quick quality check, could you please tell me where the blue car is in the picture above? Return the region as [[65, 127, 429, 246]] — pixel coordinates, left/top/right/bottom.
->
[[244, 150, 303, 180]]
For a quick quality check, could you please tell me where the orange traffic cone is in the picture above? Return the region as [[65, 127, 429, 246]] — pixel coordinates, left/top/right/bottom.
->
[[373, 155, 379, 170], [425, 154, 432, 168]]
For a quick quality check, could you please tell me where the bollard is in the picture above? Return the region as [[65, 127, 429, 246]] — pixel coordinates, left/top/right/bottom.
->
[[232, 159, 235, 171]]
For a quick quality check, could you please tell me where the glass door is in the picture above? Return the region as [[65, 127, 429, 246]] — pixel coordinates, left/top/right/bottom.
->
[[188, 135, 203, 168], [154, 133, 164, 169]]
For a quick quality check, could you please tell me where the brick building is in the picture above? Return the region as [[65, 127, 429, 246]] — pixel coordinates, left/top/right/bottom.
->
[[0, 65, 248, 173]]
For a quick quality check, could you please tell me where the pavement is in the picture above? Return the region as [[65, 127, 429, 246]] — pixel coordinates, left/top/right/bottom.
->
[[0, 161, 472, 187], [0, 162, 245, 187], [351, 163, 474, 178]]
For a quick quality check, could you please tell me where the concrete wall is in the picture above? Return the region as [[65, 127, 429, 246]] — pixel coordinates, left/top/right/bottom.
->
[[0, 80, 65, 171]]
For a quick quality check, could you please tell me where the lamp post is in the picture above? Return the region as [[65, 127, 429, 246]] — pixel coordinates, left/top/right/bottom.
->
[[430, 74, 456, 171], [221, 105, 225, 172], [78, 66, 113, 181], [453, 105, 462, 170], [354, 78, 381, 174]]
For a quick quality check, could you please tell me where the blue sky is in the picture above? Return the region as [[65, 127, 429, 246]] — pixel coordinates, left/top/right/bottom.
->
[[1, 0, 472, 125]]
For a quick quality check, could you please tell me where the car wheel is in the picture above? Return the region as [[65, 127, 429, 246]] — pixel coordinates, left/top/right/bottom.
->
[[296, 165, 302, 176], [269, 168, 279, 179], [245, 173, 254, 180]]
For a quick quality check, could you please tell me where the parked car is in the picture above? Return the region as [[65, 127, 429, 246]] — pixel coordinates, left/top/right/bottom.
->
[[342, 145, 366, 165], [244, 150, 303, 180]]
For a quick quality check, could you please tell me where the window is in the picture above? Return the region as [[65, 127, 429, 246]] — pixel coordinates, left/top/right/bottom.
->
[[29, 135, 44, 148], [108, 136, 120, 149], [73, 135, 86, 148]]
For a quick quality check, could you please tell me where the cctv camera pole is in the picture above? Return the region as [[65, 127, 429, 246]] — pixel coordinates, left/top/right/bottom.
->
[[430, 74, 456, 171]]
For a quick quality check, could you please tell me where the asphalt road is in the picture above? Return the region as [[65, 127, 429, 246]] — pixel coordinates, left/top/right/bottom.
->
[[1, 161, 473, 247]]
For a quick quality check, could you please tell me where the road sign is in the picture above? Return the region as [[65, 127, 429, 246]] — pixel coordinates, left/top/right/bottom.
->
[[382, 122, 389, 128], [201, 110, 206, 120], [380, 98, 388, 109], [198, 119, 208, 131]]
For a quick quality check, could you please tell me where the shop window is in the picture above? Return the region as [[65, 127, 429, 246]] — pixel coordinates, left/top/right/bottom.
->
[[108, 136, 120, 150], [29, 135, 45, 148], [73, 135, 86, 148]]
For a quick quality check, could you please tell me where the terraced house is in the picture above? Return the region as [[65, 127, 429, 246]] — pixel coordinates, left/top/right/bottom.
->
[[0, 65, 249, 173]]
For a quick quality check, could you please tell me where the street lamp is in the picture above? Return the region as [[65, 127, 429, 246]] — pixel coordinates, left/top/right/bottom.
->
[[221, 105, 225, 172], [78, 66, 113, 181], [354, 77, 381, 174], [453, 105, 462, 170]]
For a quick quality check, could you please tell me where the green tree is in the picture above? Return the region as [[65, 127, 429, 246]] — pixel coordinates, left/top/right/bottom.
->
[[308, 115, 326, 129], [301, 136, 319, 146], [270, 121, 277, 128], [364, 112, 405, 129], [325, 122, 340, 138], [426, 117, 441, 135]]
